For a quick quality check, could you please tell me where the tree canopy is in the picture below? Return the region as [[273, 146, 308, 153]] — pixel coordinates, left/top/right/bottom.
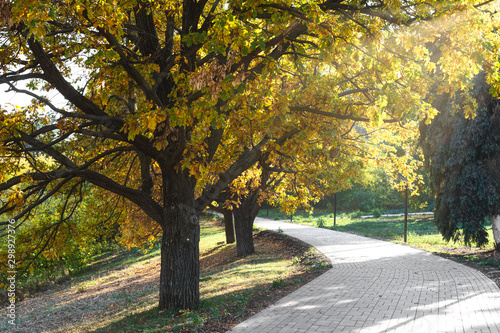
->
[[421, 72, 500, 248], [1, 0, 498, 309]]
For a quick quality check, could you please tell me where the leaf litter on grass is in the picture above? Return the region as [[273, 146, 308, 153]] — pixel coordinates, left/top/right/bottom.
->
[[0, 253, 161, 332], [0, 218, 331, 333]]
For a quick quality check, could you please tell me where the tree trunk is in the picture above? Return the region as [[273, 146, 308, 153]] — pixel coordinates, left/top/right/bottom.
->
[[159, 173, 200, 310], [233, 202, 255, 256], [492, 215, 500, 251], [223, 209, 235, 244], [233, 193, 261, 256]]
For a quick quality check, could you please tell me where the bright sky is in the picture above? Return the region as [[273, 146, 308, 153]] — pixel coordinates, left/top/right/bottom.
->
[[1, 85, 68, 110], [0, 59, 87, 110]]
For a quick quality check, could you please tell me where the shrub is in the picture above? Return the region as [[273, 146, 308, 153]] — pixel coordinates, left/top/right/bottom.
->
[[271, 278, 286, 289], [350, 210, 363, 218], [310, 262, 332, 270], [372, 209, 382, 218], [316, 217, 327, 228]]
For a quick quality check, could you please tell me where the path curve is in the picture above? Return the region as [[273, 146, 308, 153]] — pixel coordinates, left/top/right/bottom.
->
[[228, 218, 500, 333]]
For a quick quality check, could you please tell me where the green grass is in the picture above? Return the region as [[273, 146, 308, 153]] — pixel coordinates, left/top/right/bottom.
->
[[88, 220, 310, 332], [330, 218, 466, 251], [258, 208, 350, 223], [8, 216, 317, 333], [274, 208, 500, 274]]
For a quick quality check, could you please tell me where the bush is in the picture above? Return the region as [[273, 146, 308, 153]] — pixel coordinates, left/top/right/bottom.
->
[[372, 209, 382, 218], [310, 262, 332, 270], [271, 278, 286, 289], [316, 217, 327, 228], [350, 210, 363, 218]]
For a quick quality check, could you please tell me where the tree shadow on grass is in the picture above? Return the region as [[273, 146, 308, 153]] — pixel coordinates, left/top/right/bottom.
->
[[90, 232, 331, 333], [7, 228, 330, 333], [89, 267, 330, 333], [82, 245, 161, 276], [91, 306, 174, 333]]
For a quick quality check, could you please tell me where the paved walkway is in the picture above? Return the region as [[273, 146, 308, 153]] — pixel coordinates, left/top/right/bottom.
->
[[228, 218, 500, 333]]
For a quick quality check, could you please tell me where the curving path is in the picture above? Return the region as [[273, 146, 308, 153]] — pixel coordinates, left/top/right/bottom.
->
[[228, 218, 500, 333]]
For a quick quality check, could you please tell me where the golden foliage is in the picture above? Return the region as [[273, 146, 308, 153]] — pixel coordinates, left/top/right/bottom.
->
[[1, 0, 499, 268]]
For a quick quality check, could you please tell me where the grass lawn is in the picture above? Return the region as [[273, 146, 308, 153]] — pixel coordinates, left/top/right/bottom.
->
[[2, 214, 329, 333]]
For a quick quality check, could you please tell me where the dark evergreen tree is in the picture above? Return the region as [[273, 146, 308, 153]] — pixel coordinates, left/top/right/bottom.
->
[[421, 73, 500, 248]]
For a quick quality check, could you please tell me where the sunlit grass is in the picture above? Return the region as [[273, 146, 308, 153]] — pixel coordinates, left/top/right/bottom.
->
[[6, 215, 315, 333], [199, 221, 294, 302]]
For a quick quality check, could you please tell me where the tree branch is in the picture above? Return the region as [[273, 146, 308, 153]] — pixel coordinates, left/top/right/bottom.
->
[[195, 128, 300, 213], [319, 1, 421, 25], [0, 167, 164, 224], [16, 129, 78, 169], [100, 29, 164, 107], [76, 169, 163, 223], [79, 146, 135, 170], [0, 73, 45, 84], [289, 106, 399, 123], [27, 37, 105, 116]]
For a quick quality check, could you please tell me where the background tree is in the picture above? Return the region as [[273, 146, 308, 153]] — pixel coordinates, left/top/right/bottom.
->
[[221, 115, 394, 257], [421, 72, 500, 249], [0, 0, 496, 310], [0, 158, 123, 292], [208, 191, 236, 245]]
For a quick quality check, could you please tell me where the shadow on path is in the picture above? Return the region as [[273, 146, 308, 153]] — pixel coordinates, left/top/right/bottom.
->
[[228, 219, 500, 333]]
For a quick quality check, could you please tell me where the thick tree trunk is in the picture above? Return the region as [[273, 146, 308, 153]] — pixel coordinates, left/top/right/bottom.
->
[[492, 215, 500, 251], [233, 194, 261, 256], [159, 204, 200, 309], [159, 173, 200, 310], [233, 202, 255, 256], [223, 209, 235, 244]]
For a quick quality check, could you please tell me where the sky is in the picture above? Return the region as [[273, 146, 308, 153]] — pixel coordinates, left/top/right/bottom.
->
[[1, 84, 67, 110]]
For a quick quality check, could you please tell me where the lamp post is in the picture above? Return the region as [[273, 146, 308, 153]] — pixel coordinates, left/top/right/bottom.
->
[[400, 145, 412, 243], [333, 192, 337, 226], [404, 184, 408, 243]]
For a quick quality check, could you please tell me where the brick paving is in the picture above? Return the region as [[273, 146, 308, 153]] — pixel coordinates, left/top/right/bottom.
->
[[228, 218, 500, 333]]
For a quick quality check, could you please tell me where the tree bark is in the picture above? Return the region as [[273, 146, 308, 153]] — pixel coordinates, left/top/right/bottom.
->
[[233, 192, 262, 256], [223, 209, 235, 244], [232, 165, 271, 256], [158, 172, 200, 310], [159, 204, 200, 309], [492, 215, 500, 251], [233, 200, 255, 256]]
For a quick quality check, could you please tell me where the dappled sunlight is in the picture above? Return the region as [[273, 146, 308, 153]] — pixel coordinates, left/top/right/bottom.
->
[[228, 218, 500, 332], [240, 262, 499, 332], [201, 250, 297, 300], [0, 220, 321, 332], [2, 249, 161, 332], [3, 251, 162, 332]]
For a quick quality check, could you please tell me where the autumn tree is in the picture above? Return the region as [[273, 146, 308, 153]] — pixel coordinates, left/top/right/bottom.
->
[[208, 191, 236, 244], [226, 126, 369, 256], [0, 162, 123, 283], [0, 0, 496, 310]]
